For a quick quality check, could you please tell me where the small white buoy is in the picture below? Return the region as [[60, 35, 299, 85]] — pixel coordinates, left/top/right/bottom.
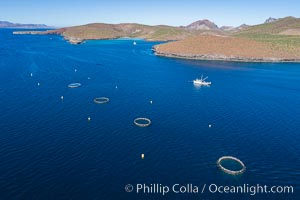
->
[[141, 154, 144, 159], [150, 100, 153, 104], [75, 69, 77, 72], [133, 41, 137, 45], [115, 85, 118, 89], [209, 124, 212, 128], [60, 96, 64, 100], [30, 73, 33, 77], [37, 82, 40, 86], [88, 117, 91, 121]]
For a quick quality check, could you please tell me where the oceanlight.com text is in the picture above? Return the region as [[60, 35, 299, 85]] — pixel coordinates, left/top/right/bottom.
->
[[125, 183, 294, 196]]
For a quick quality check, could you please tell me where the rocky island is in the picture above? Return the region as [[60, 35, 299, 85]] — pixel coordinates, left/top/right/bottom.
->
[[0, 21, 51, 29]]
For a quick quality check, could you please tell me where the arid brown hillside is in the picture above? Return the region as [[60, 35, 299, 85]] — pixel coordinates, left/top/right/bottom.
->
[[154, 35, 300, 62], [62, 23, 228, 43], [13, 22, 226, 44], [38, 23, 224, 44], [235, 17, 300, 35]]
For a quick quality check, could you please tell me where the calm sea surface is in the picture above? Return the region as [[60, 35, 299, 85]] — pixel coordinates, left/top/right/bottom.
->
[[0, 29, 299, 199]]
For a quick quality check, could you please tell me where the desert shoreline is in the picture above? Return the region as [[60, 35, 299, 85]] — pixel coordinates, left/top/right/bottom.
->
[[153, 50, 300, 63]]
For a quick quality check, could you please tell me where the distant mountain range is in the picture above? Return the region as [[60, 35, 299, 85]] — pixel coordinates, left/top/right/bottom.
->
[[182, 16, 300, 38], [184, 19, 249, 33], [0, 21, 51, 28], [3, 17, 282, 31]]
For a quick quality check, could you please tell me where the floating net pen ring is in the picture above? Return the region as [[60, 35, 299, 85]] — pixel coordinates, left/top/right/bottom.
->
[[217, 156, 246, 175], [134, 118, 151, 127], [68, 83, 82, 88], [94, 97, 110, 104]]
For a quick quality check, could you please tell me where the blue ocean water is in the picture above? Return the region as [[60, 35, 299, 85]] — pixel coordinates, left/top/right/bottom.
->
[[0, 29, 299, 199]]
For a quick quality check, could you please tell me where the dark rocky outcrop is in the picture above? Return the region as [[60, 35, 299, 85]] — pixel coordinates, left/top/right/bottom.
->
[[264, 17, 278, 24]]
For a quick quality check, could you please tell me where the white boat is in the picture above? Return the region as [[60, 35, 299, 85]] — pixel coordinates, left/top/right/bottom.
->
[[133, 41, 137, 45], [193, 75, 211, 86]]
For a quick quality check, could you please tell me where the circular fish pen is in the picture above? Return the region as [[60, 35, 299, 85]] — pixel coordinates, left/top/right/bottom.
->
[[94, 97, 110, 104], [134, 118, 151, 127], [217, 156, 246, 175], [68, 83, 82, 88]]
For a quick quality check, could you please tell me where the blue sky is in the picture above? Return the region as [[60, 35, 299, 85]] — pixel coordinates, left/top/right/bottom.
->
[[1, 0, 299, 27]]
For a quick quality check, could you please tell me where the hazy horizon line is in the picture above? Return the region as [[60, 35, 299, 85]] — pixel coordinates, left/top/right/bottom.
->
[[2, 15, 298, 29]]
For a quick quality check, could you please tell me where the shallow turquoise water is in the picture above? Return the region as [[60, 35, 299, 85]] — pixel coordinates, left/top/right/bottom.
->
[[0, 29, 299, 199]]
